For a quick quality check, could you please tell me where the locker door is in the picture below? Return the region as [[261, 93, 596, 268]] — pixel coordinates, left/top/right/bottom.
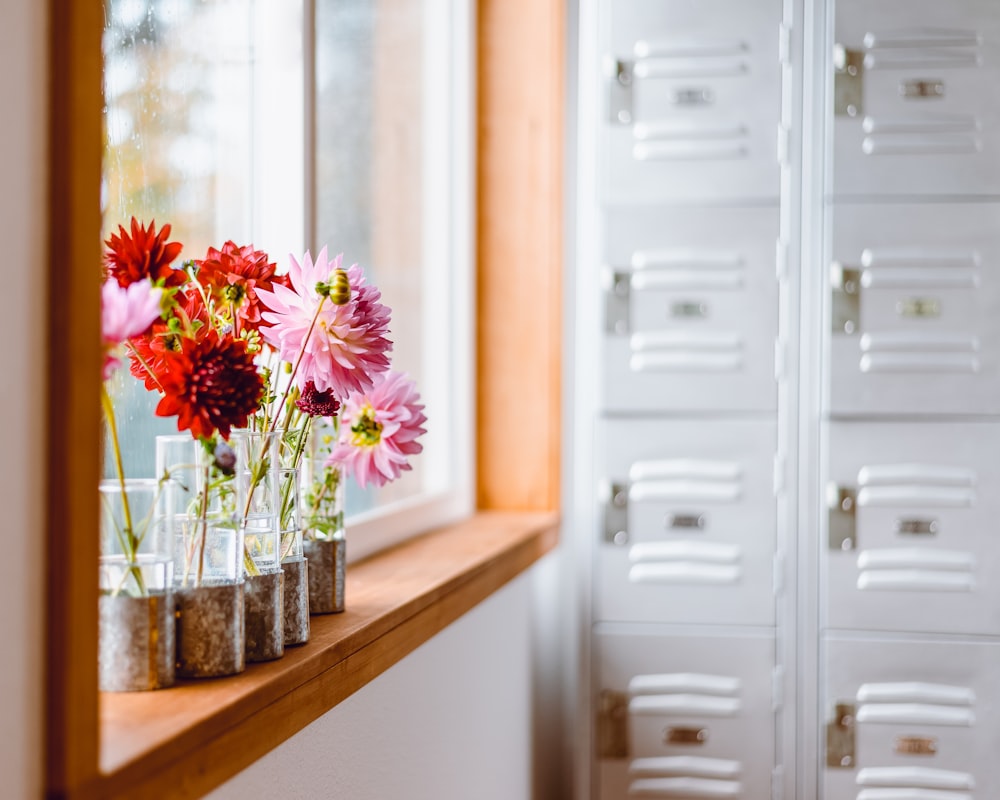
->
[[597, 419, 777, 627], [600, 0, 782, 205], [831, 0, 1000, 198], [824, 421, 1000, 637], [596, 626, 776, 800], [823, 636, 1000, 800], [826, 203, 1000, 417], [602, 206, 779, 414]]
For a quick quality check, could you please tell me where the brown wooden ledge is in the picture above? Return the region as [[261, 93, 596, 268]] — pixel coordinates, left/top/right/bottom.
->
[[90, 511, 559, 800]]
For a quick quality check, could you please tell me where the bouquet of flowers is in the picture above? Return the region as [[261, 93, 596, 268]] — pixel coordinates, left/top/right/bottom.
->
[[100, 217, 427, 587]]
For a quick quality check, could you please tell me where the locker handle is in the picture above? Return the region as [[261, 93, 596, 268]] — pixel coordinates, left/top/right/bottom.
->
[[857, 682, 974, 707], [632, 250, 744, 271], [629, 673, 741, 698], [629, 756, 741, 779], [634, 39, 747, 59], [858, 464, 975, 487], [629, 541, 740, 564], [857, 548, 975, 572], [630, 694, 742, 717], [630, 459, 742, 482], [856, 703, 975, 728], [627, 776, 742, 798], [856, 486, 975, 508], [856, 765, 975, 790]]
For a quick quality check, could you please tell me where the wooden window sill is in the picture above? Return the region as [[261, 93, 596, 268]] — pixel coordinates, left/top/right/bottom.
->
[[90, 510, 559, 800]]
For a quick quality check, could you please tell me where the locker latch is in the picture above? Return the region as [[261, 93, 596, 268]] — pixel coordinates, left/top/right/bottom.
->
[[833, 45, 864, 117], [826, 702, 856, 768], [603, 268, 631, 335], [597, 690, 629, 758], [827, 484, 857, 551], [604, 482, 629, 545], [830, 263, 861, 336], [606, 58, 634, 125]]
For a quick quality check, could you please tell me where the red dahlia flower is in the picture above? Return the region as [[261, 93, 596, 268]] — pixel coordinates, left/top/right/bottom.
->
[[128, 286, 208, 390], [104, 217, 186, 289], [294, 380, 341, 417], [155, 330, 264, 440], [195, 241, 279, 333]]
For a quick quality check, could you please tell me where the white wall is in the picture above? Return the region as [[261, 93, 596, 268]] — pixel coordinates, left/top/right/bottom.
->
[[210, 564, 559, 800], [0, 0, 47, 798]]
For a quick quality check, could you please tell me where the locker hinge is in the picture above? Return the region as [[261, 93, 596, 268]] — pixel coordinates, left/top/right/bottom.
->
[[775, 239, 788, 280], [833, 44, 864, 117], [773, 552, 784, 595], [830, 263, 861, 335], [827, 483, 857, 551], [773, 454, 786, 494], [826, 702, 857, 768], [605, 58, 634, 125], [772, 765, 785, 800], [603, 268, 631, 336], [772, 665, 784, 711], [597, 689, 629, 759], [604, 482, 629, 545], [777, 124, 790, 166]]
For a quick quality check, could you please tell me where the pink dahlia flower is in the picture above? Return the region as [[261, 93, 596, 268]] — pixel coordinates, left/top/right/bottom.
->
[[256, 247, 392, 399], [328, 371, 426, 489], [100, 278, 163, 379]]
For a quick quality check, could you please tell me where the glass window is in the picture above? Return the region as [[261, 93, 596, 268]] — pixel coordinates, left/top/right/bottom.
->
[[102, 0, 472, 553]]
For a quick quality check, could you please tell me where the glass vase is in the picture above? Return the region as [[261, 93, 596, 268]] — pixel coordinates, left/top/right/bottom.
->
[[98, 478, 175, 691], [301, 417, 346, 614], [156, 434, 245, 678], [279, 465, 310, 645], [232, 429, 284, 661]]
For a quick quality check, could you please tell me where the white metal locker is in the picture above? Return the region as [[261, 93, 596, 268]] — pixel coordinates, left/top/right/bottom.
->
[[600, 0, 783, 206], [826, 202, 1000, 417], [824, 421, 1000, 637], [602, 206, 779, 414], [597, 418, 777, 627], [823, 635, 1000, 800], [831, 0, 1000, 198], [596, 625, 776, 800]]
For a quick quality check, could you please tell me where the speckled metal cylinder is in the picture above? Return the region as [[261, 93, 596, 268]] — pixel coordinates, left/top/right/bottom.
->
[[175, 582, 245, 678], [99, 591, 175, 692], [303, 538, 345, 614], [281, 556, 310, 645], [245, 569, 284, 662]]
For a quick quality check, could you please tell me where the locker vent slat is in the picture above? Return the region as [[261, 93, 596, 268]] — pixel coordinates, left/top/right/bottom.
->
[[856, 765, 975, 790], [629, 755, 742, 779], [629, 673, 741, 698], [628, 775, 742, 797], [856, 788, 972, 800], [856, 682, 974, 706]]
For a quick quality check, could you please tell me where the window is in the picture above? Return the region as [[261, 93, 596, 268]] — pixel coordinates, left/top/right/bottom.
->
[[101, 0, 474, 558]]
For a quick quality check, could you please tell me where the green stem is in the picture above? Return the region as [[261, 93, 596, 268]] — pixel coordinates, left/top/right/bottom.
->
[[268, 296, 328, 435], [101, 385, 146, 596]]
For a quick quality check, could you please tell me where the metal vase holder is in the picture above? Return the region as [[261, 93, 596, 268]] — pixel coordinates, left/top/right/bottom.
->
[[175, 582, 245, 678], [303, 537, 345, 614], [99, 590, 176, 692], [245, 569, 285, 662], [281, 555, 310, 645]]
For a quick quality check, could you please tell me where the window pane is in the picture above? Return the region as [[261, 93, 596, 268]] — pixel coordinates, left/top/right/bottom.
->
[[314, 0, 460, 514]]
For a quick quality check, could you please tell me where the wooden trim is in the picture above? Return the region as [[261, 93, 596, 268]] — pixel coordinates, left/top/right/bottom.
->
[[45, 0, 104, 795], [476, 0, 564, 512], [94, 512, 558, 799], [45, 0, 564, 795]]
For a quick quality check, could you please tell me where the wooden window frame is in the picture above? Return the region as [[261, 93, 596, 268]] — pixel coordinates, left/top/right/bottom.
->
[[44, 1, 563, 797]]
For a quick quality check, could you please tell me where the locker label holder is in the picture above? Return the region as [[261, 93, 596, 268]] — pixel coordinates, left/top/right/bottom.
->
[[897, 297, 941, 319], [895, 517, 939, 536], [901, 79, 944, 99], [665, 727, 709, 745], [667, 512, 706, 531], [895, 736, 938, 756]]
